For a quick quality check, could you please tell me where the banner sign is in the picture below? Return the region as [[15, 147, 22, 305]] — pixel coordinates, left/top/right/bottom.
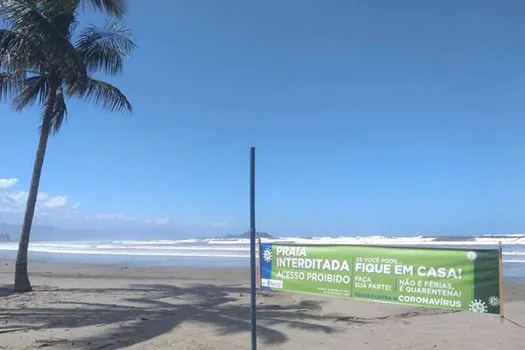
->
[[260, 244, 501, 314]]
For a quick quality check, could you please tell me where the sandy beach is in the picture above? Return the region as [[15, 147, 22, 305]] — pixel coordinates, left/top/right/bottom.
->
[[1, 259, 524, 350]]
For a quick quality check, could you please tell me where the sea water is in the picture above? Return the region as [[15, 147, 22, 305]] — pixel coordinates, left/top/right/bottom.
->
[[0, 235, 523, 280]]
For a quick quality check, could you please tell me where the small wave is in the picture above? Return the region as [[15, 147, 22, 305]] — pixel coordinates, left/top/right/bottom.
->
[[0, 241, 524, 263], [93, 245, 249, 251], [26, 243, 96, 249], [0, 245, 249, 258], [25, 236, 523, 247], [109, 239, 202, 245]]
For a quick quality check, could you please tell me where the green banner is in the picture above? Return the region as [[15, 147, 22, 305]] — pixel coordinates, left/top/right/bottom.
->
[[260, 244, 501, 314]]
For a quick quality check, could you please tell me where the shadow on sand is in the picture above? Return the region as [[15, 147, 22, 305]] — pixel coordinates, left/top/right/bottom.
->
[[0, 283, 350, 349]]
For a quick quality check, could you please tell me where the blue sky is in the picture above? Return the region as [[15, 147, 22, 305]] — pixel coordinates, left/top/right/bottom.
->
[[1, 0, 525, 237]]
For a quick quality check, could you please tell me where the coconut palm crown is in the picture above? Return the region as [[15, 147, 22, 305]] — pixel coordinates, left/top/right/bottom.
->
[[0, 0, 135, 292]]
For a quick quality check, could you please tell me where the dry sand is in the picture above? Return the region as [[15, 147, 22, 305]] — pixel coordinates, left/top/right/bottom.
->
[[1, 259, 524, 349]]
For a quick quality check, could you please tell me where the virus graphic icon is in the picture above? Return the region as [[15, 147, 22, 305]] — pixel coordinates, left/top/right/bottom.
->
[[262, 248, 272, 263], [466, 251, 478, 261], [469, 299, 488, 313], [488, 296, 500, 307]]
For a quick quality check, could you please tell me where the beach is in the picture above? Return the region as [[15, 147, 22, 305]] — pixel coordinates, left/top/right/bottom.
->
[[1, 259, 524, 350]]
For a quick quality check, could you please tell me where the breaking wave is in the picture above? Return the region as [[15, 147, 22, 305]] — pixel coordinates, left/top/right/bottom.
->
[[0, 235, 523, 263]]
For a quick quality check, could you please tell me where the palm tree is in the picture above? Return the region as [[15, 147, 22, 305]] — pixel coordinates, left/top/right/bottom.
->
[[0, 0, 135, 292]]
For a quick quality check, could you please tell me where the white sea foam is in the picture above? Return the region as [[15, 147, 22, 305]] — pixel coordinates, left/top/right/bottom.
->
[[93, 245, 250, 251], [0, 244, 248, 258], [111, 239, 203, 245], [72, 235, 525, 247], [0, 236, 524, 263]]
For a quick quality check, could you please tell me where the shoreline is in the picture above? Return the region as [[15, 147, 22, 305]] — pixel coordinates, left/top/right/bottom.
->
[[1, 259, 525, 349], [1, 253, 525, 285], [1, 258, 524, 300]]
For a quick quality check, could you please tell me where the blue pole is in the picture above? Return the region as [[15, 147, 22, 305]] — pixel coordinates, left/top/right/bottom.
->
[[250, 147, 257, 350]]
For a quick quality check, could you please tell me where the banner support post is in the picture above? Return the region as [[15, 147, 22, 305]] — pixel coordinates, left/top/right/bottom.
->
[[257, 238, 262, 293], [499, 241, 504, 323], [249, 147, 257, 350]]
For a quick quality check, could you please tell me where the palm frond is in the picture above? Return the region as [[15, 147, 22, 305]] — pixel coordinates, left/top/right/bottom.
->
[[0, 71, 24, 102], [50, 85, 67, 134], [13, 74, 48, 110], [0, 32, 45, 73], [0, 29, 17, 68], [39, 0, 80, 14], [45, 9, 76, 39], [76, 22, 135, 75], [0, 0, 85, 75], [0, 29, 19, 53], [0, 29, 30, 70], [80, 0, 125, 19], [70, 77, 131, 113], [38, 0, 81, 39]]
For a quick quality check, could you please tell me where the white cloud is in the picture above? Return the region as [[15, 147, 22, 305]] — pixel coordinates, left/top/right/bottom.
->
[[94, 213, 135, 221], [210, 221, 229, 228], [0, 178, 18, 189], [145, 217, 170, 225], [7, 191, 26, 203], [41, 195, 68, 208], [94, 213, 170, 226], [156, 217, 170, 225], [0, 183, 70, 215], [0, 177, 169, 227]]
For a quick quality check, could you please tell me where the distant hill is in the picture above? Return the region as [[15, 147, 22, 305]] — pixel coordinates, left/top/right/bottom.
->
[[0, 222, 265, 241], [0, 223, 67, 241], [0, 232, 11, 242], [224, 231, 273, 239], [0, 223, 180, 241]]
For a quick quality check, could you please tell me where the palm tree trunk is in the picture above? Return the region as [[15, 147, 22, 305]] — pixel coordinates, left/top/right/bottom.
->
[[14, 85, 57, 293]]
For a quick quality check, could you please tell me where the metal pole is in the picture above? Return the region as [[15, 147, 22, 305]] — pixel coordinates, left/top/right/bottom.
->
[[257, 238, 262, 294], [250, 147, 257, 350], [499, 241, 504, 323]]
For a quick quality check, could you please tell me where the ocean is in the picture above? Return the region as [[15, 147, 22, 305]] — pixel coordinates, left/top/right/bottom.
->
[[0, 235, 524, 279]]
